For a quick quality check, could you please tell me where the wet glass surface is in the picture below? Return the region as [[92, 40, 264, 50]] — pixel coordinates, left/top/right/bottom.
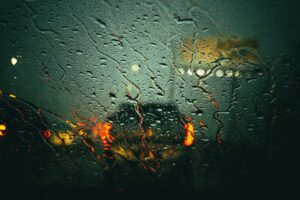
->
[[0, 0, 300, 198]]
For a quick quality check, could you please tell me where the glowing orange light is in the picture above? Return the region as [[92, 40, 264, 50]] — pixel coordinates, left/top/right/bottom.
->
[[0, 124, 6, 130], [92, 122, 114, 145], [43, 130, 51, 138], [148, 151, 155, 159], [0, 124, 6, 137], [183, 122, 194, 146]]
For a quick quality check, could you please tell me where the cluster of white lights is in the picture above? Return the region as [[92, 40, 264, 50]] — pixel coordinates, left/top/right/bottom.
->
[[178, 68, 241, 78]]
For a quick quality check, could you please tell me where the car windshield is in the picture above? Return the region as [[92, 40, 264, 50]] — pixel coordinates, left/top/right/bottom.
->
[[0, 0, 299, 198]]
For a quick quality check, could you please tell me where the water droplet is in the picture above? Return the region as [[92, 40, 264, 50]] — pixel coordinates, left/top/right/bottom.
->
[[86, 71, 93, 76], [95, 18, 106, 28], [159, 63, 168, 68], [235, 71, 240, 77], [226, 70, 233, 77], [187, 68, 193, 76], [76, 50, 83, 55], [109, 92, 116, 100], [196, 68, 205, 76], [215, 69, 224, 77], [178, 68, 185, 75], [131, 63, 139, 72]]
